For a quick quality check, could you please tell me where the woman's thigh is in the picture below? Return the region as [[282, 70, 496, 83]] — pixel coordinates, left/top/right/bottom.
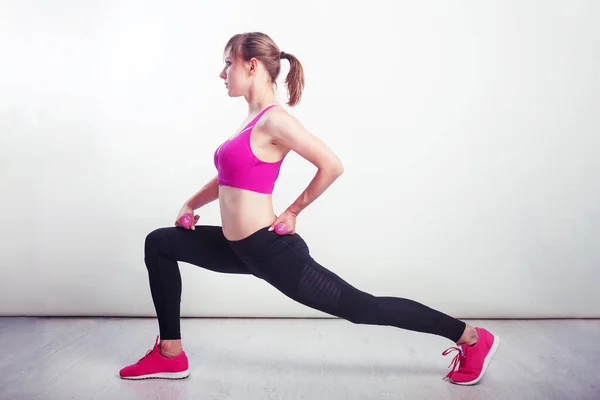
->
[[146, 225, 251, 274]]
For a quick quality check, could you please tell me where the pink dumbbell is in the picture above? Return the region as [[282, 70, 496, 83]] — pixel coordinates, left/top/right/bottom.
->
[[274, 222, 289, 235], [178, 214, 193, 228]]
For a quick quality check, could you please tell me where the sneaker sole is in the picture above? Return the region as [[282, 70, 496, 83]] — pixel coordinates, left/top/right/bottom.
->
[[451, 335, 500, 386], [120, 370, 191, 380]]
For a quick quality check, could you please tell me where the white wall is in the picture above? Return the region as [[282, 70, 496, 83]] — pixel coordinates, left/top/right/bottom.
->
[[1, 0, 599, 319]]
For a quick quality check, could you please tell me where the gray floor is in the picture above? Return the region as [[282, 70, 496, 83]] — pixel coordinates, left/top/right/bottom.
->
[[0, 318, 598, 400]]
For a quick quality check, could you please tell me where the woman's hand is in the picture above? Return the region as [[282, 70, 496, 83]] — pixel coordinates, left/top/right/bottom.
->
[[268, 209, 298, 235], [175, 203, 200, 230]]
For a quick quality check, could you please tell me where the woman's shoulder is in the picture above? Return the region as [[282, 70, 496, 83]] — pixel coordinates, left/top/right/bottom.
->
[[261, 105, 302, 132]]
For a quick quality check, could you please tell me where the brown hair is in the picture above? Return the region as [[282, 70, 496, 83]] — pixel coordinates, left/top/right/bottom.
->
[[225, 32, 305, 107]]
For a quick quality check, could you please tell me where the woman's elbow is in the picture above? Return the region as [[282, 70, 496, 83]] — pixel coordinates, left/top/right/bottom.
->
[[329, 160, 344, 177], [315, 154, 344, 176]]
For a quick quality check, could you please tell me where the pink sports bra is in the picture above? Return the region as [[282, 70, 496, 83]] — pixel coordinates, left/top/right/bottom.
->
[[213, 104, 285, 194]]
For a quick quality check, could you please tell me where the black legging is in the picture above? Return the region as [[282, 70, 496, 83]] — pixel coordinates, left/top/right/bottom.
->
[[144, 225, 466, 342]]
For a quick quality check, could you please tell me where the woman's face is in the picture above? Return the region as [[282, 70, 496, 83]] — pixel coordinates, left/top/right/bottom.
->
[[220, 48, 249, 98]]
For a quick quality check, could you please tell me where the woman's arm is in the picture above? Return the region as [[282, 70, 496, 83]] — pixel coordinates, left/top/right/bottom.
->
[[184, 175, 220, 210], [263, 110, 344, 215]]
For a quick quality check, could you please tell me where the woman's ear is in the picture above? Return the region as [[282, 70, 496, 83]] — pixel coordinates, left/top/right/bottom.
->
[[248, 57, 258, 74]]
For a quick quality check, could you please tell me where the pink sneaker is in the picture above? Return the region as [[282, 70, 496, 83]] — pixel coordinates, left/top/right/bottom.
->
[[442, 327, 499, 385], [119, 336, 190, 380]]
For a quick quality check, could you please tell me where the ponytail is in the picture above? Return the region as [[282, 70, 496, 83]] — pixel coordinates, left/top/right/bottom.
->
[[281, 52, 304, 107]]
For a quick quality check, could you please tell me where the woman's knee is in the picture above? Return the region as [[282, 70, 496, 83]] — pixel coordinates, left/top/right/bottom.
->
[[336, 288, 380, 325], [145, 227, 173, 256]]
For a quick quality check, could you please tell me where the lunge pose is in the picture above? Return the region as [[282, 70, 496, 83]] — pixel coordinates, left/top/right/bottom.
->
[[119, 32, 499, 385]]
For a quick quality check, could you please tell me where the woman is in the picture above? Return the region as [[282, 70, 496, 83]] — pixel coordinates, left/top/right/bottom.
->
[[119, 32, 499, 385]]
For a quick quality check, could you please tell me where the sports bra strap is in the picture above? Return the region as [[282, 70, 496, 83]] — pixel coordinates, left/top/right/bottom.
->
[[247, 104, 278, 127]]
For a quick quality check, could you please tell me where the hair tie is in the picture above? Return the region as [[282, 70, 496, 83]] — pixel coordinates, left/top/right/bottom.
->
[[279, 51, 286, 59]]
